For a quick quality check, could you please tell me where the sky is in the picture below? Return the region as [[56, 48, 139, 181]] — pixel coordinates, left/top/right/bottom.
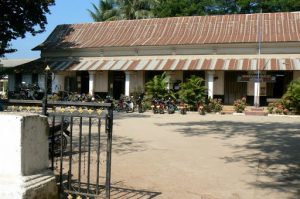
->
[[5, 0, 99, 59]]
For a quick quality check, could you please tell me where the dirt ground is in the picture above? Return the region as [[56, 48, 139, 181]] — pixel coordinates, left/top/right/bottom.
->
[[108, 112, 300, 199]]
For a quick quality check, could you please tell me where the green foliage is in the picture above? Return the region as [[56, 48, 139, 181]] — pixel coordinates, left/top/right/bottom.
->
[[153, 0, 300, 18], [145, 72, 169, 100], [282, 80, 300, 114], [178, 75, 207, 110], [205, 98, 223, 113], [267, 101, 289, 115], [237, 0, 300, 13], [0, 0, 55, 56], [233, 97, 247, 113], [87, 0, 121, 22], [153, 0, 211, 18], [88, 0, 158, 21], [118, 0, 158, 19]]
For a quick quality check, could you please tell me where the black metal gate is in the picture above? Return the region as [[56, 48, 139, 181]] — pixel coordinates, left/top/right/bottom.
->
[[5, 100, 113, 199]]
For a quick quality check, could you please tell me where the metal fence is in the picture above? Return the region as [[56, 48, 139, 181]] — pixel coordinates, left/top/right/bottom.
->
[[5, 99, 114, 199]]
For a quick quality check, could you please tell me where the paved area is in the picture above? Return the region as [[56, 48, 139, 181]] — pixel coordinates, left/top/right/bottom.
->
[[109, 112, 300, 199]]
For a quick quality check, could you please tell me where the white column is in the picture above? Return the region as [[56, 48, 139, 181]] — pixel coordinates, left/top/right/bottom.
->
[[125, 72, 130, 96], [207, 71, 214, 99], [8, 74, 15, 91], [0, 113, 57, 198], [51, 73, 65, 94], [89, 71, 96, 95], [254, 81, 260, 107], [165, 71, 173, 90]]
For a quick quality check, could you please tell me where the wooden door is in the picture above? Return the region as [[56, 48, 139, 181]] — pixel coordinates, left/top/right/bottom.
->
[[224, 71, 247, 105]]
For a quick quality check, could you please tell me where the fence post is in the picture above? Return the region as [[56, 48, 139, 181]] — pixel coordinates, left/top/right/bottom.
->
[[105, 104, 113, 199], [42, 65, 50, 116], [0, 112, 58, 198]]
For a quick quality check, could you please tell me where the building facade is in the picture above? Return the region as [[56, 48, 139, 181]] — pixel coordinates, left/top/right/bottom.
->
[[11, 12, 300, 105]]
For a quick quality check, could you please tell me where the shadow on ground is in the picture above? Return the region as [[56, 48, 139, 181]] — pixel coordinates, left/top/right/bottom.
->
[[61, 180, 161, 199], [156, 120, 300, 198]]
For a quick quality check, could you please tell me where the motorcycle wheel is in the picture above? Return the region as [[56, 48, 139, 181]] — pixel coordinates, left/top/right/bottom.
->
[[180, 109, 186, 115], [49, 133, 67, 155], [168, 108, 174, 114], [138, 105, 144, 113], [126, 107, 132, 113], [159, 108, 164, 114]]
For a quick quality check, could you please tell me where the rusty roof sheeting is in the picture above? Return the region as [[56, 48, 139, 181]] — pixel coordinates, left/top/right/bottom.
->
[[34, 12, 300, 50], [49, 55, 300, 71]]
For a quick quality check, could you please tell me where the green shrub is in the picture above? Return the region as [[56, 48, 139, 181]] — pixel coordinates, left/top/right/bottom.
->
[[282, 80, 300, 114], [178, 75, 207, 110], [205, 98, 223, 113], [145, 72, 169, 100], [268, 100, 289, 115], [233, 97, 247, 113]]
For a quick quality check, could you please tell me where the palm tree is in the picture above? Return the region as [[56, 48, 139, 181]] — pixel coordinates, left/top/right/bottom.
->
[[145, 72, 170, 100], [87, 0, 120, 22], [117, 0, 159, 19], [178, 75, 207, 110]]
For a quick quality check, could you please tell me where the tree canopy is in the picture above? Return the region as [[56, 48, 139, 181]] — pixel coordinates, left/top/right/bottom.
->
[[89, 0, 300, 22], [88, 0, 159, 22], [0, 0, 55, 57]]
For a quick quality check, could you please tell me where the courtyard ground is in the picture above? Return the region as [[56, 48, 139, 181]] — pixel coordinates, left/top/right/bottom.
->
[[108, 112, 300, 199]]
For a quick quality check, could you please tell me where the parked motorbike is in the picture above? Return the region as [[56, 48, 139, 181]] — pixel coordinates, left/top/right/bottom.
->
[[116, 96, 135, 113], [198, 103, 206, 115], [165, 97, 176, 114], [48, 119, 70, 156], [151, 99, 159, 114], [178, 101, 187, 115], [19, 83, 44, 100], [136, 93, 145, 113]]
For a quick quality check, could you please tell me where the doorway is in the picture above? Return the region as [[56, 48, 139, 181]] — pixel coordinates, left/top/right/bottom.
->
[[109, 71, 125, 99], [267, 71, 293, 98], [77, 71, 89, 94], [224, 71, 247, 105]]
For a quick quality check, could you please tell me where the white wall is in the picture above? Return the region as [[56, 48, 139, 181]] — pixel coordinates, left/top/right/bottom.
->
[[51, 73, 65, 93], [213, 71, 224, 95], [172, 71, 183, 82], [95, 71, 108, 92], [38, 75, 45, 90], [22, 74, 32, 84], [294, 71, 300, 80]]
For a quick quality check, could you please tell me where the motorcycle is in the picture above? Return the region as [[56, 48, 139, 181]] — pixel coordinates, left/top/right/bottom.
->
[[178, 101, 188, 115], [136, 93, 145, 113], [198, 103, 206, 115], [19, 83, 44, 100], [151, 99, 159, 114], [116, 96, 134, 113], [165, 97, 176, 114], [48, 119, 70, 156]]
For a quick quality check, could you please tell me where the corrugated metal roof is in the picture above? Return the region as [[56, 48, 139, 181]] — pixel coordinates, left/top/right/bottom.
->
[[49, 55, 300, 71], [0, 59, 37, 68], [34, 12, 300, 50]]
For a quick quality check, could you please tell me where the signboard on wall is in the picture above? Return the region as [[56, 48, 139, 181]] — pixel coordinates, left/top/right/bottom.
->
[[237, 74, 276, 83], [247, 82, 267, 96]]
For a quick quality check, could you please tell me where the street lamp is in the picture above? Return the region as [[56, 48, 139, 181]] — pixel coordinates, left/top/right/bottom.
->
[[42, 65, 51, 115]]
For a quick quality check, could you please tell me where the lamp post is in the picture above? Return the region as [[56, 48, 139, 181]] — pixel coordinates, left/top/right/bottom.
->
[[42, 65, 51, 116]]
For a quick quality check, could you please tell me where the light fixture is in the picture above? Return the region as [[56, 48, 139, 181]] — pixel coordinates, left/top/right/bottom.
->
[[45, 65, 51, 71]]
